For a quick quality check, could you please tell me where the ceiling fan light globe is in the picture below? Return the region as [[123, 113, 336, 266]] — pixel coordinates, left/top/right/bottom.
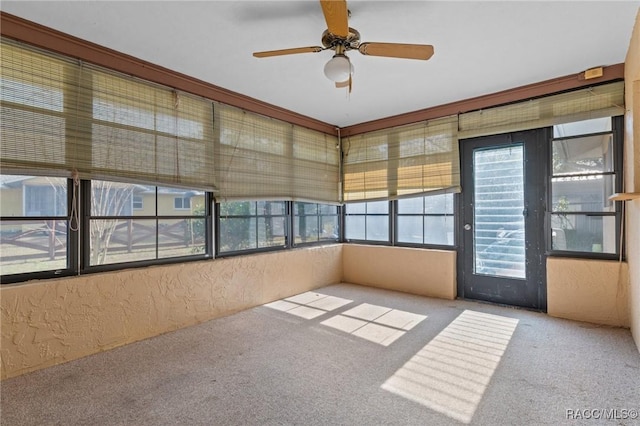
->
[[324, 55, 352, 82]]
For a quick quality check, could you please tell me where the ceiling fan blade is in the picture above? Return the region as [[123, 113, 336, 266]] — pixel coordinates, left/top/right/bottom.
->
[[253, 46, 323, 58], [358, 42, 434, 60], [320, 0, 349, 38]]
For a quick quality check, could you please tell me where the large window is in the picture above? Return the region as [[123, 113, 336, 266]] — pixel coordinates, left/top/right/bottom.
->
[[218, 201, 287, 254], [85, 180, 208, 268], [293, 202, 340, 245], [549, 116, 622, 256], [396, 193, 455, 246], [0, 175, 71, 277], [343, 195, 456, 247], [344, 201, 390, 243]]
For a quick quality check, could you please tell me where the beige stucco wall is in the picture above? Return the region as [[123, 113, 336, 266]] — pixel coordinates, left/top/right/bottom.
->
[[625, 9, 640, 354], [547, 257, 629, 327], [0, 244, 343, 380], [342, 244, 456, 300]]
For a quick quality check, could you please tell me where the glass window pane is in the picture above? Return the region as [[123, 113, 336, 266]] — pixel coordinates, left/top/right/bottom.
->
[[474, 145, 525, 279], [257, 217, 286, 248], [366, 216, 389, 241], [553, 117, 611, 138], [1, 175, 67, 217], [397, 216, 423, 244], [396, 193, 454, 247], [219, 217, 256, 252], [219, 200, 289, 252], [189, 194, 206, 216], [296, 232, 319, 244], [293, 203, 338, 244], [345, 202, 366, 214], [257, 201, 286, 215], [158, 218, 206, 258], [425, 193, 454, 214], [475, 229, 525, 278], [367, 200, 389, 214], [425, 215, 455, 245], [320, 215, 339, 241], [220, 201, 255, 217], [551, 176, 615, 212], [295, 214, 319, 244], [130, 187, 154, 216], [318, 204, 337, 215], [397, 197, 423, 214], [552, 134, 614, 176], [550, 214, 616, 254], [345, 216, 365, 240], [89, 219, 156, 265], [91, 180, 136, 216], [294, 202, 317, 215], [0, 220, 67, 274], [157, 187, 204, 216]]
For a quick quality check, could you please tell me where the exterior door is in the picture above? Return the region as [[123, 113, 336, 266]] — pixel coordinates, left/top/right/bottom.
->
[[458, 130, 548, 310]]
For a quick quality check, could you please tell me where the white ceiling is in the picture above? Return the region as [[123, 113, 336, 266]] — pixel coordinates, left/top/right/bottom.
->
[[2, 1, 638, 128]]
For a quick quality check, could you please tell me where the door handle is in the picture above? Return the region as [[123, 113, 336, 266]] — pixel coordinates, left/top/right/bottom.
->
[[464, 224, 472, 231]]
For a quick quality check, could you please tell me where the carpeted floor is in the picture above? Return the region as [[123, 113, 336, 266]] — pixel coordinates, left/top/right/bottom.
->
[[2, 283, 639, 425]]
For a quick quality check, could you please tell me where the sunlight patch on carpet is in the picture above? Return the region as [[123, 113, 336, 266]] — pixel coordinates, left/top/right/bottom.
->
[[381, 310, 518, 423]]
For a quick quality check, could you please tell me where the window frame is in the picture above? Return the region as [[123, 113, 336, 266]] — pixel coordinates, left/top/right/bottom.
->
[[1, 177, 78, 284], [291, 202, 341, 247], [343, 200, 393, 245], [394, 193, 457, 250], [215, 200, 290, 257], [80, 180, 213, 274], [546, 116, 624, 260]]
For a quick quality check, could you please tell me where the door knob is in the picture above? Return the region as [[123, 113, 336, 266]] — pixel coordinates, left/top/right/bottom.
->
[[464, 224, 472, 231]]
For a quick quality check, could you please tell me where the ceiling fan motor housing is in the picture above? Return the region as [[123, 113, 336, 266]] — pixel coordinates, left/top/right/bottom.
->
[[322, 27, 361, 51]]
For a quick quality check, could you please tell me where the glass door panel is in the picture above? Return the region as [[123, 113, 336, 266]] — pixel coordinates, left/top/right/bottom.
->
[[473, 145, 526, 279]]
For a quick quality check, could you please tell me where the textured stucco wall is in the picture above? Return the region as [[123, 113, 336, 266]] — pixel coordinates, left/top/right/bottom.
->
[[547, 257, 630, 327], [0, 244, 343, 380], [342, 245, 456, 300], [625, 9, 640, 354]]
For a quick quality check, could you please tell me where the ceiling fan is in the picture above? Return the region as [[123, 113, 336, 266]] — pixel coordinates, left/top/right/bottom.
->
[[252, 0, 434, 92]]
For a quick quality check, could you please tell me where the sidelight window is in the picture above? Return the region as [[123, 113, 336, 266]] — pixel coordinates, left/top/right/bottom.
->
[[549, 116, 622, 256]]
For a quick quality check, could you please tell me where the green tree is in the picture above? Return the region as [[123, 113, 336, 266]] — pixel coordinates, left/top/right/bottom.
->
[[219, 201, 252, 251], [189, 203, 206, 253]]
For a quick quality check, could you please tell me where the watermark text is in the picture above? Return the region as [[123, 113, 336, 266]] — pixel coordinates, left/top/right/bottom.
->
[[566, 408, 638, 421]]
